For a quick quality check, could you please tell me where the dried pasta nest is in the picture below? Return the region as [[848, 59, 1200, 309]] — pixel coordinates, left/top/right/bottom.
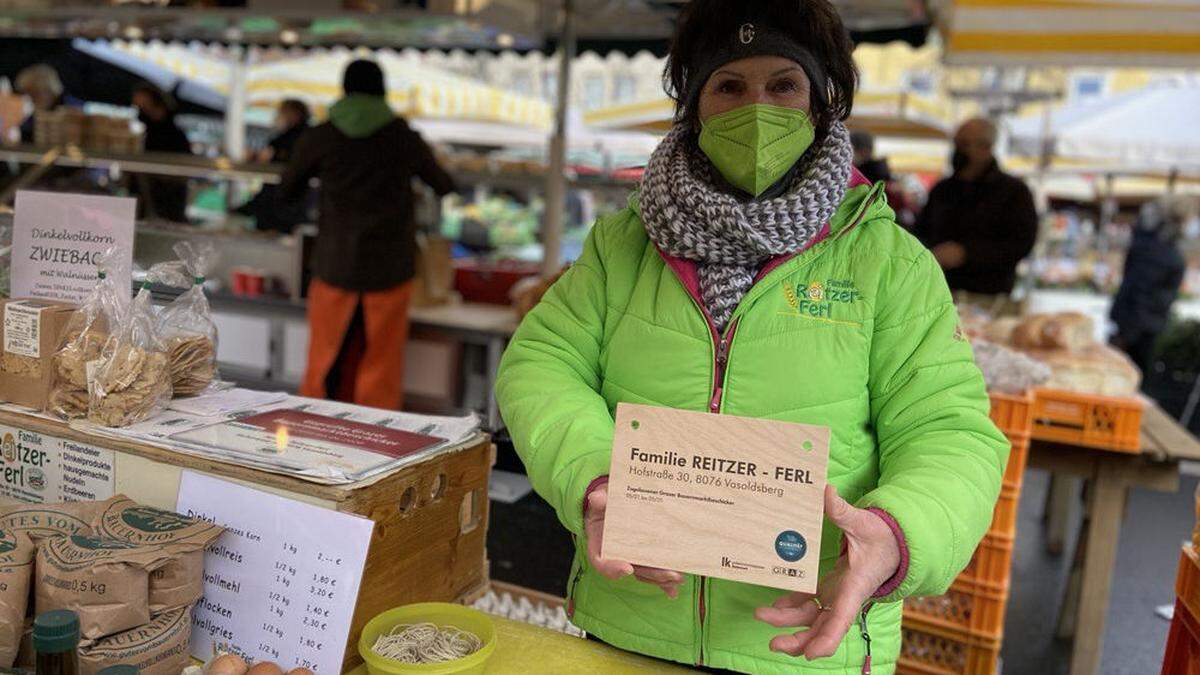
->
[[0, 353, 40, 378], [88, 346, 170, 427], [165, 335, 215, 396]]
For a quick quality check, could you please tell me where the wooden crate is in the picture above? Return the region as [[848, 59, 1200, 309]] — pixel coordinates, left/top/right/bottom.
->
[[0, 409, 492, 672]]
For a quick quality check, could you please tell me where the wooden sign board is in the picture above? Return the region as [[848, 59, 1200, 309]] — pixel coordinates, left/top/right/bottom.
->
[[602, 403, 830, 593]]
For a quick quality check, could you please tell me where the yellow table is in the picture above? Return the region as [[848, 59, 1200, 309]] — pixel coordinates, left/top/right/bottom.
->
[[347, 617, 694, 674]]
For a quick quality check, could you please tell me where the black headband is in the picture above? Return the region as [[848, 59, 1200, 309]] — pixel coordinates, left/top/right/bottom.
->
[[682, 22, 827, 121]]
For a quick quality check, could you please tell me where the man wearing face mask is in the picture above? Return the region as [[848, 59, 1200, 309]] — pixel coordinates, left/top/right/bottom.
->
[[915, 118, 1038, 312]]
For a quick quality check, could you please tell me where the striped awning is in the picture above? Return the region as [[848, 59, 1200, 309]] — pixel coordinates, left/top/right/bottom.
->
[[943, 0, 1200, 67]]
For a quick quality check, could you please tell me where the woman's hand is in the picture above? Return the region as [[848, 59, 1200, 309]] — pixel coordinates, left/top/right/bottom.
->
[[754, 485, 901, 660], [585, 484, 686, 599]]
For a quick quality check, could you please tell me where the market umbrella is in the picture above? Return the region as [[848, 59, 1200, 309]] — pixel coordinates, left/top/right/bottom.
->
[[942, 0, 1200, 67], [74, 40, 552, 129], [1007, 81, 1200, 176]]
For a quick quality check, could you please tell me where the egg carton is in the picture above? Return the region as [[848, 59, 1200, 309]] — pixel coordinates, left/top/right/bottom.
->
[[470, 589, 584, 638]]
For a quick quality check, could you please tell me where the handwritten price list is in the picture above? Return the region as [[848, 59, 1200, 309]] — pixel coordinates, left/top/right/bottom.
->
[[177, 472, 374, 674]]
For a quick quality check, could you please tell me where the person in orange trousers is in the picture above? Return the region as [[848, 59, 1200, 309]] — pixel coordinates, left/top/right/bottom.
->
[[279, 59, 455, 410]]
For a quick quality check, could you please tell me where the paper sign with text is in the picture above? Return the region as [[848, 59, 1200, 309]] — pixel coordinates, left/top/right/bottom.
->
[[12, 191, 135, 302], [176, 471, 374, 674], [602, 403, 829, 593]]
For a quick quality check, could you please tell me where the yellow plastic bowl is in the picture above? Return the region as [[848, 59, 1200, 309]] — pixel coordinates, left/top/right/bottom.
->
[[359, 603, 497, 675]]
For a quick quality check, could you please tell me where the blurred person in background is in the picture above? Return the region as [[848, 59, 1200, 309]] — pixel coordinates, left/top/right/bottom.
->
[[1110, 195, 1196, 373], [239, 98, 312, 232], [130, 82, 192, 222], [915, 118, 1038, 313], [15, 63, 81, 144], [280, 59, 455, 410], [256, 98, 310, 164], [851, 128, 917, 229]]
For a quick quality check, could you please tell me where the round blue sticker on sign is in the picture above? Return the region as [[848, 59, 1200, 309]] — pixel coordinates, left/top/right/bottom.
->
[[775, 530, 807, 562]]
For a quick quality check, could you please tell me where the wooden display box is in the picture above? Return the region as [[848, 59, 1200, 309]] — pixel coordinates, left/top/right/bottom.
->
[[0, 409, 492, 672]]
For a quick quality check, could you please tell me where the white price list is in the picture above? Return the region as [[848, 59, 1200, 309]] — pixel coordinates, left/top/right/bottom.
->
[[177, 471, 374, 673]]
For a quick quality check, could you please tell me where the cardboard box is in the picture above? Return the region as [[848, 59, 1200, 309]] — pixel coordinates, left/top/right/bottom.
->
[[0, 299, 76, 410]]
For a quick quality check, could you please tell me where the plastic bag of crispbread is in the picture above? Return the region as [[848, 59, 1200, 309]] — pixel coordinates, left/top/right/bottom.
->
[[46, 249, 130, 420], [158, 241, 219, 397], [86, 275, 172, 428]]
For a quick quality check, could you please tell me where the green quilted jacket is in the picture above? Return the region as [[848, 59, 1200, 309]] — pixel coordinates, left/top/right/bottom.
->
[[495, 179, 1009, 674]]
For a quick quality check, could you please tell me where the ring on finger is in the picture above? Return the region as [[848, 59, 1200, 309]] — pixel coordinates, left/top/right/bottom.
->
[[810, 597, 832, 613]]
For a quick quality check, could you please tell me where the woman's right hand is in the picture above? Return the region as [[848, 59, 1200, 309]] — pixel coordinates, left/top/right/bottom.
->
[[585, 484, 685, 599]]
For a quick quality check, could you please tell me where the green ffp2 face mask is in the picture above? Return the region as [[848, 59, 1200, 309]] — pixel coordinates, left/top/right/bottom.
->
[[698, 103, 816, 197]]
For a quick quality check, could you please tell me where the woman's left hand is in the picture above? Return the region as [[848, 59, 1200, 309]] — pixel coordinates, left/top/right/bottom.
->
[[754, 485, 900, 660]]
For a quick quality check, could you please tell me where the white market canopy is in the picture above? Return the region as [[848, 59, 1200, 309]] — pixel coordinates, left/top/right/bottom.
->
[[941, 0, 1200, 67], [74, 39, 553, 129], [1007, 81, 1200, 175]]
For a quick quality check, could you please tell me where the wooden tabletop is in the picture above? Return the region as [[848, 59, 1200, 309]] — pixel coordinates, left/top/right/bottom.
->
[[1139, 402, 1200, 463], [0, 408, 489, 502]]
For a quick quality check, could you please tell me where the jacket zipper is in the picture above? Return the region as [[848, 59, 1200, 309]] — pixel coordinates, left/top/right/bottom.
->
[[567, 537, 585, 618], [859, 603, 874, 675], [666, 184, 883, 667]]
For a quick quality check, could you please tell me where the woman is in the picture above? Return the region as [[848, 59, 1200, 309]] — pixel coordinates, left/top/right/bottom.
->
[[494, 2, 1003, 667], [496, 1, 1008, 673], [280, 60, 455, 409], [1111, 196, 1194, 373]]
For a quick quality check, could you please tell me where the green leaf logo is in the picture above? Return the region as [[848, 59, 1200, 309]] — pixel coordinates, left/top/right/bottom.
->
[[802, 441, 813, 451], [631, 420, 640, 430]]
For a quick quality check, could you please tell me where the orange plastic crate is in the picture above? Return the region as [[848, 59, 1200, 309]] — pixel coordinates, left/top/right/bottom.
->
[[1031, 388, 1144, 453], [1177, 545, 1200, 623], [988, 391, 1034, 440], [957, 534, 1014, 593], [1002, 436, 1029, 493], [1162, 599, 1200, 675], [988, 484, 1020, 540], [903, 577, 1009, 640], [899, 616, 1000, 675]]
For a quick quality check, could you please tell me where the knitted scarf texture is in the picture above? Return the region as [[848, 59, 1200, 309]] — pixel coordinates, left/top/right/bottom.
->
[[639, 120, 853, 331]]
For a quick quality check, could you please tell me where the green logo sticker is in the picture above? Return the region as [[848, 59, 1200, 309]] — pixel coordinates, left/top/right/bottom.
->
[[70, 535, 137, 551], [802, 441, 813, 451], [631, 420, 640, 430], [120, 506, 192, 533]]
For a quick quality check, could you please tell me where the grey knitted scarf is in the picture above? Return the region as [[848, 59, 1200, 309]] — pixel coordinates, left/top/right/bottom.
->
[[640, 120, 853, 331]]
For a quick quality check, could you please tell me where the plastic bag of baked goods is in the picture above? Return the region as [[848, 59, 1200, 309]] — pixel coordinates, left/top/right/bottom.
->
[[0, 528, 34, 668], [90, 496, 223, 612], [87, 278, 172, 428], [47, 249, 131, 420], [157, 241, 219, 397], [35, 533, 172, 640]]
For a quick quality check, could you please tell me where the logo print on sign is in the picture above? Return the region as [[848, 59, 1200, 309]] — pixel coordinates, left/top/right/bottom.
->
[[775, 530, 807, 562], [121, 506, 191, 533], [27, 468, 44, 491], [2, 434, 13, 463], [807, 282, 824, 302]]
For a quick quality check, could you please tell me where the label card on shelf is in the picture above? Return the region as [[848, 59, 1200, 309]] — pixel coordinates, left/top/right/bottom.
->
[[176, 471, 374, 673], [602, 403, 830, 593], [0, 423, 116, 505], [11, 190, 135, 302]]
